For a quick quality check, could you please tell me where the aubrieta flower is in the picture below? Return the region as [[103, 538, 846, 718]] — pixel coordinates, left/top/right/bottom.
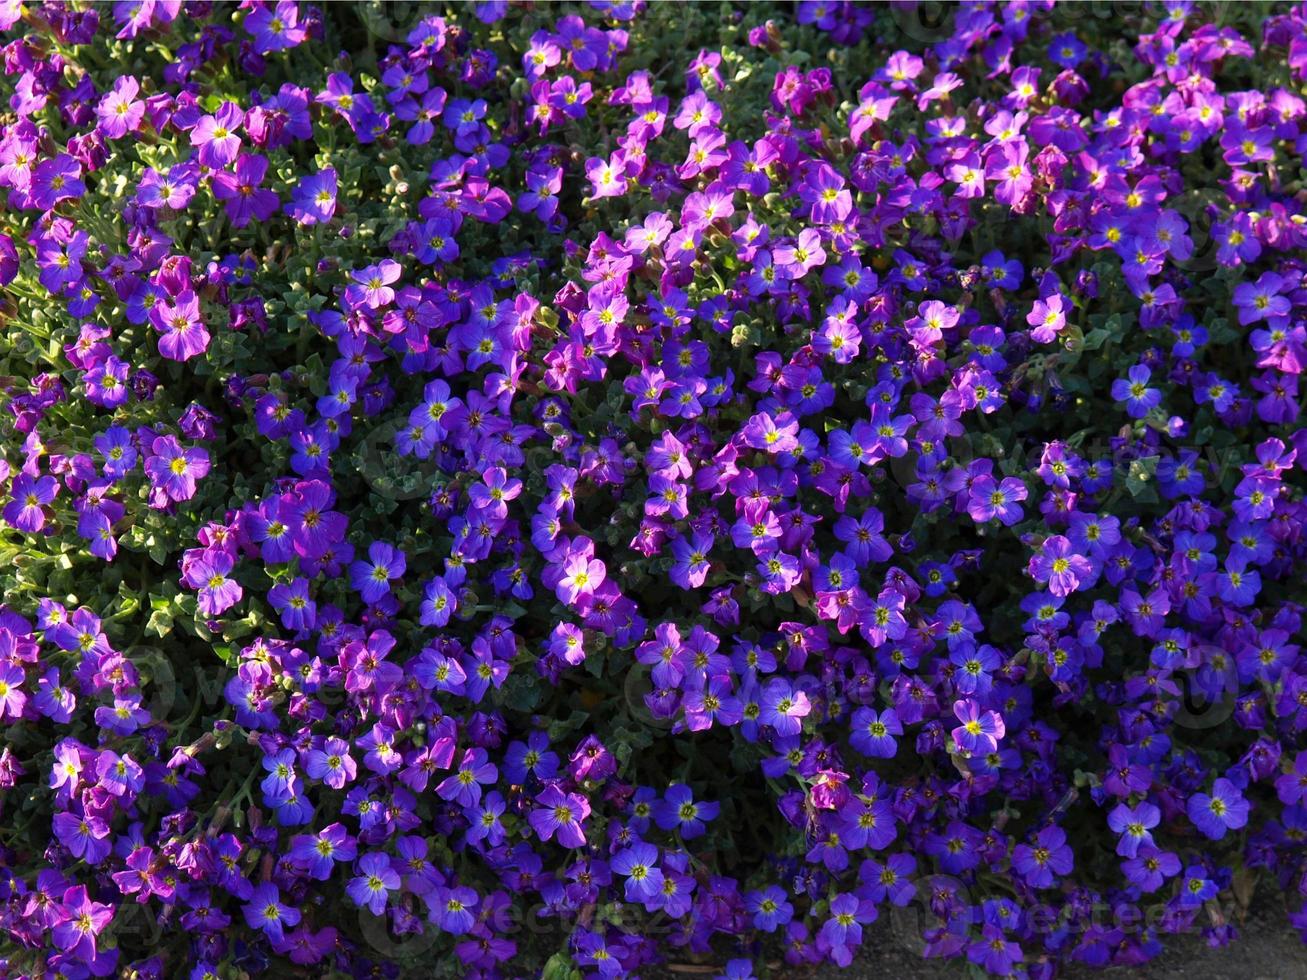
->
[[1, 4, 1306, 978], [144, 436, 210, 502], [148, 291, 210, 361], [285, 167, 338, 224], [4, 473, 58, 532], [243, 882, 300, 944], [1111, 364, 1163, 418], [528, 784, 591, 847], [191, 102, 245, 169], [1187, 777, 1251, 840], [347, 852, 401, 915], [348, 541, 406, 604]]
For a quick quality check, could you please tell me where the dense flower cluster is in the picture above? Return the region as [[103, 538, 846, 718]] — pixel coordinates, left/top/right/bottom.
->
[[1, 1, 1306, 978]]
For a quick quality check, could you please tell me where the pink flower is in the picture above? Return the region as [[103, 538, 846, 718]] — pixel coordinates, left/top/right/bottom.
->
[[190, 102, 245, 169], [149, 290, 210, 361]]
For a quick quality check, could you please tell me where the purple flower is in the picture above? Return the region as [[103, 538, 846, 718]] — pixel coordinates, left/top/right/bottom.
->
[[1110, 364, 1162, 418], [741, 411, 799, 453], [305, 738, 356, 790], [29, 154, 85, 209], [1027, 535, 1093, 597], [349, 541, 406, 604], [850, 706, 901, 758], [436, 748, 497, 808], [1232, 272, 1289, 325], [1027, 292, 1067, 343], [951, 699, 1005, 754], [669, 532, 714, 589], [527, 784, 590, 847], [556, 550, 606, 605], [817, 893, 874, 967], [211, 153, 280, 227], [611, 842, 664, 904], [246, 0, 307, 53], [243, 882, 300, 943], [1107, 801, 1160, 858], [51, 886, 113, 961], [653, 783, 720, 839], [290, 823, 357, 880], [4, 473, 58, 532], [759, 678, 811, 736], [1179, 866, 1219, 908], [347, 852, 400, 915], [191, 101, 245, 168], [345, 260, 403, 311], [149, 290, 210, 361], [1122, 846, 1180, 893], [52, 808, 111, 863], [0, 664, 26, 720], [746, 885, 794, 932], [967, 475, 1028, 526], [1187, 777, 1250, 840], [1012, 825, 1074, 888], [144, 436, 211, 502], [1276, 751, 1307, 806], [432, 885, 478, 934], [186, 551, 243, 616], [94, 75, 144, 139], [268, 576, 315, 631], [286, 167, 338, 224]]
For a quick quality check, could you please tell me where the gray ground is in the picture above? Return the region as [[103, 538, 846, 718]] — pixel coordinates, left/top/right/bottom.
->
[[652, 898, 1307, 980], [832, 903, 1307, 980]]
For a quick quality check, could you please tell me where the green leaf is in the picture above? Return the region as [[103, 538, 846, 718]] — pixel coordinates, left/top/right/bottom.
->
[[541, 953, 579, 980], [146, 608, 173, 638], [1126, 455, 1160, 502]]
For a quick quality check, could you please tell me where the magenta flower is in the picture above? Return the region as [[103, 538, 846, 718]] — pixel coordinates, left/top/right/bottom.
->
[[1027, 292, 1067, 343], [527, 784, 591, 847], [211, 154, 280, 228], [0, 664, 26, 720], [144, 436, 211, 502], [94, 75, 144, 139], [149, 290, 210, 361], [191, 101, 245, 168], [1027, 535, 1092, 597], [51, 886, 113, 961]]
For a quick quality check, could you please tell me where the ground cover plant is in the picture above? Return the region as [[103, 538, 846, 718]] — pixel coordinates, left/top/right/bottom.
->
[[0, 0, 1305, 977]]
